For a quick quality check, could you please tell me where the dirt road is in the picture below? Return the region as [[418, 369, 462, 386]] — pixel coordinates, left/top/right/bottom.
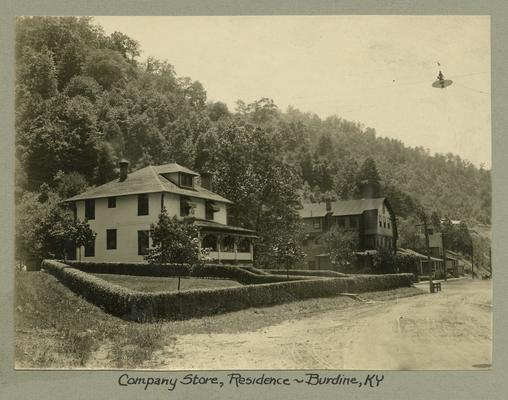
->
[[147, 279, 492, 370]]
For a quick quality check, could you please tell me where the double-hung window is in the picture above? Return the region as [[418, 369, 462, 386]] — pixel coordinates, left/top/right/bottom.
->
[[106, 229, 117, 250], [138, 194, 149, 216], [138, 230, 150, 256], [180, 173, 193, 188], [84, 239, 95, 257], [85, 199, 95, 220]]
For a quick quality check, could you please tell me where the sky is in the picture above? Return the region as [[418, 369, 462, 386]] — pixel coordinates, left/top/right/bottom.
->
[[94, 16, 491, 167]]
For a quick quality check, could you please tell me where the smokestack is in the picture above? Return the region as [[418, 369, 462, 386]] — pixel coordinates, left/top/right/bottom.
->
[[325, 199, 332, 212], [119, 159, 129, 182], [200, 172, 213, 191]]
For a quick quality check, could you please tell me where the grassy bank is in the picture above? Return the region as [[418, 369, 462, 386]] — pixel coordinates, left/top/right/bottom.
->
[[15, 271, 166, 369]]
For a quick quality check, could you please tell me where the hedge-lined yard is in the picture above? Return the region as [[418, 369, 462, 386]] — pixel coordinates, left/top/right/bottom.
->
[[265, 269, 348, 278], [42, 260, 413, 322], [61, 260, 305, 284], [93, 273, 242, 292]]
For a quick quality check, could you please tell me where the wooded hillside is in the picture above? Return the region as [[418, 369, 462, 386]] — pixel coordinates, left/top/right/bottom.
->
[[14, 17, 491, 266]]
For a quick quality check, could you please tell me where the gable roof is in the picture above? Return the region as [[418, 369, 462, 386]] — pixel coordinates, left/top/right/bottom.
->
[[65, 163, 233, 204], [299, 198, 389, 218], [398, 248, 443, 262]]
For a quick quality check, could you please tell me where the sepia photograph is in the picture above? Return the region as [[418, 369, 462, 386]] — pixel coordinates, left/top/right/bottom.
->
[[13, 15, 492, 371]]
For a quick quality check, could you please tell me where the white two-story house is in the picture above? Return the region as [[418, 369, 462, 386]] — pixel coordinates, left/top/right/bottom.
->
[[65, 160, 256, 264]]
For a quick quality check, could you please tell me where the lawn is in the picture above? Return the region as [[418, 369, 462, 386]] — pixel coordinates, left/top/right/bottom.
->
[[15, 270, 425, 369], [92, 273, 242, 292]]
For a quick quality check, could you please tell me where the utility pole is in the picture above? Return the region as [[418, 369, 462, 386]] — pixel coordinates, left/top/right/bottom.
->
[[489, 247, 492, 276], [468, 229, 479, 279], [471, 244, 474, 279], [423, 218, 434, 293], [417, 215, 434, 293], [441, 232, 447, 281]]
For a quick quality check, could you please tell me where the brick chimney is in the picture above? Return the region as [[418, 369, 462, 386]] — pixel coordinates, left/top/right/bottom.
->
[[325, 199, 332, 212], [119, 159, 129, 182], [200, 172, 213, 191]]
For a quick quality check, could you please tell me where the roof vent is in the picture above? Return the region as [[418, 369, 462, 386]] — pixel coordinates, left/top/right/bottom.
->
[[119, 159, 129, 182]]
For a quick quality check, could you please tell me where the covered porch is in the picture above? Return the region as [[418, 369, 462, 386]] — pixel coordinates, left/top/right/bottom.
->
[[398, 248, 445, 278], [193, 219, 257, 264]]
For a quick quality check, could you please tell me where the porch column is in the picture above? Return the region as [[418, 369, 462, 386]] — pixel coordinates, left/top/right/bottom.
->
[[234, 236, 238, 264], [217, 233, 222, 263]]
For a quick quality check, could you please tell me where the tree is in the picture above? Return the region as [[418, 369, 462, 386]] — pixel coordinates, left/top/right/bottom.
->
[[236, 98, 279, 125], [53, 171, 89, 199], [58, 42, 87, 89], [333, 158, 359, 200], [208, 120, 303, 268], [146, 209, 201, 265], [430, 211, 442, 229], [95, 143, 117, 184], [397, 216, 424, 250], [63, 75, 103, 102], [17, 46, 58, 100], [206, 101, 230, 122], [456, 221, 473, 257], [382, 184, 416, 218], [15, 189, 95, 265], [85, 48, 133, 90], [356, 157, 382, 198], [146, 208, 202, 290], [106, 31, 141, 63], [271, 234, 305, 278], [17, 94, 100, 189], [70, 219, 96, 261], [324, 227, 359, 272]]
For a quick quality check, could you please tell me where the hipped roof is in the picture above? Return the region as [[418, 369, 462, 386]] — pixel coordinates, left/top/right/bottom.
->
[[299, 198, 389, 218], [65, 163, 232, 204]]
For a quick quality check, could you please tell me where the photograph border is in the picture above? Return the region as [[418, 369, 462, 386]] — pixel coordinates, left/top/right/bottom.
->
[[1, 1, 506, 399]]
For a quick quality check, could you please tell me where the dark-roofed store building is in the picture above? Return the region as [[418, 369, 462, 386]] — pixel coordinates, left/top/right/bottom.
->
[[65, 162, 256, 263], [299, 198, 397, 269]]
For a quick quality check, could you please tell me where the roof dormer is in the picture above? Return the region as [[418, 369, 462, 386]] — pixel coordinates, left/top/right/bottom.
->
[[158, 164, 199, 189]]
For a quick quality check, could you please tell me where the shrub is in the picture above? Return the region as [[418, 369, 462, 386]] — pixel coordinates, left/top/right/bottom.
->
[[372, 248, 396, 273], [393, 253, 419, 276]]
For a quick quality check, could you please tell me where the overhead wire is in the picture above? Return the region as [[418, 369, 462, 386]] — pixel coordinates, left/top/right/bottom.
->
[[288, 69, 490, 111]]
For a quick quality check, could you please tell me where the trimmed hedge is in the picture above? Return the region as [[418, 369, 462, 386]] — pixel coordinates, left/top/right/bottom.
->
[[238, 265, 271, 275], [42, 260, 138, 320], [265, 269, 348, 278], [42, 260, 413, 322], [59, 260, 306, 284]]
